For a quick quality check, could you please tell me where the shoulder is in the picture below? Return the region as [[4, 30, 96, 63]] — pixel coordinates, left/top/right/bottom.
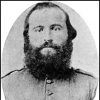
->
[[1, 68, 27, 81], [1, 68, 32, 90], [74, 68, 98, 84], [75, 68, 96, 78], [74, 68, 98, 98], [1, 68, 36, 99], [1, 68, 25, 79], [73, 68, 98, 90]]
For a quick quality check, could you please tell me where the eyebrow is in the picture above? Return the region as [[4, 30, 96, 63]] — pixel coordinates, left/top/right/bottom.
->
[[50, 24, 63, 28], [33, 24, 63, 30], [33, 25, 44, 30]]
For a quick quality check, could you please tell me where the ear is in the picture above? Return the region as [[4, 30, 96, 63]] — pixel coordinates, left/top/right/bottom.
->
[[66, 16, 77, 40]]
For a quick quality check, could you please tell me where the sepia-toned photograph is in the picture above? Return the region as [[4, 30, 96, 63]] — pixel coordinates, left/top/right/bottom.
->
[[1, 1, 99, 100]]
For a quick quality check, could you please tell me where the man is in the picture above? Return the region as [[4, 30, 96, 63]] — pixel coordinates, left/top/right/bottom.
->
[[1, 2, 98, 100]]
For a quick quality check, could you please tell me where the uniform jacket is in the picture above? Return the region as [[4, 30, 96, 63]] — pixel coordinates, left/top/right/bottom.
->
[[2, 68, 98, 100]]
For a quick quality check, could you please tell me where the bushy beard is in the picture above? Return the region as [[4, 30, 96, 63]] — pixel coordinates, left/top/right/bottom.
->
[[24, 39, 75, 81]]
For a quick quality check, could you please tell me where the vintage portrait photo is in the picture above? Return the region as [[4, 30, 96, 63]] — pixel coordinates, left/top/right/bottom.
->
[[1, 1, 99, 100]]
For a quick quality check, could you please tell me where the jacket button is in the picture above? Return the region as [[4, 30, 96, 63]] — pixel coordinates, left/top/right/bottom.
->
[[46, 79, 54, 84], [47, 90, 54, 96]]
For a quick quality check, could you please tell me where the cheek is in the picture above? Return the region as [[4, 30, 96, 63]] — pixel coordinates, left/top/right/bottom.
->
[[29, 32, 45, 47], [52, 32, 68, 45]]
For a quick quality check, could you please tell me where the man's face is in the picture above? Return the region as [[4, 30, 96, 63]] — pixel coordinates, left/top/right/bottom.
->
[[28, 8, 68, 56], [24, 7, 73, 80]]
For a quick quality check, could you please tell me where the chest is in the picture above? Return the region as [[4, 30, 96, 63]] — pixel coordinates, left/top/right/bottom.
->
[[10, 79, 90, 100]]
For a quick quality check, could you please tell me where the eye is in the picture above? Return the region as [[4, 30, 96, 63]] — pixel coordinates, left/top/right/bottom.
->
[[33, 26, 43, 32], [51, 25, 62, 31], [54, 26, 61, 31]]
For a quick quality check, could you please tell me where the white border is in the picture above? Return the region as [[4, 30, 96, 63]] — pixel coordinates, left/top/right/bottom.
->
[[1, 1, 99, 100]]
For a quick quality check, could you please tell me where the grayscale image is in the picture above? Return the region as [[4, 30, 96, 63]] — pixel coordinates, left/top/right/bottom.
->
[[1, 1, 98, 100]]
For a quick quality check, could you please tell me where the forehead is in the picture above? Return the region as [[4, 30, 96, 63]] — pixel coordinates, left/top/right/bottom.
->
[[29, 7, 66, 26]]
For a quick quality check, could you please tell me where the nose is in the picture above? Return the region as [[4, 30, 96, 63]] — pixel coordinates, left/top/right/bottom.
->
[[44, 28, 53, 42], [44, 39, 53, 45]]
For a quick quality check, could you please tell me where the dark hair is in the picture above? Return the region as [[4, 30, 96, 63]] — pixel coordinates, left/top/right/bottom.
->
[[23, 2, 77, 43]]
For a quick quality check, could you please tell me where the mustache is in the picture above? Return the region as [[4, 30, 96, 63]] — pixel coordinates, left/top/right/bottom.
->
[[36, 40, 61, 51]]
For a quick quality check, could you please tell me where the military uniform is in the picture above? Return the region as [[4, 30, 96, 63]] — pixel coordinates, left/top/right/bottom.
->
[[1, 68, 98, 100]]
